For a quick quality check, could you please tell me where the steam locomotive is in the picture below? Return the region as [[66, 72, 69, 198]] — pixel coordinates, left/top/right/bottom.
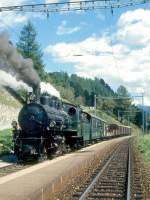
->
[[12, 89, 131, 161]]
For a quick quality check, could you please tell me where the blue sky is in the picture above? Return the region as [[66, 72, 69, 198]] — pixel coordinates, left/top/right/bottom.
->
[[0, 0, 150, 104]]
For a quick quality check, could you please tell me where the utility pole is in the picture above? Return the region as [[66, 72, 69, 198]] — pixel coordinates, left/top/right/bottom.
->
[[118, 110, 120, 121], [128, 115, 130, 126], [94, 94, 96, 115], [142, 93, 145, 135], [145, 112, 147, 134]]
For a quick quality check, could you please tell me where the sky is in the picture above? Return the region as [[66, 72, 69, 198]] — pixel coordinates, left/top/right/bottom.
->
[[0, 0, 150, 105]]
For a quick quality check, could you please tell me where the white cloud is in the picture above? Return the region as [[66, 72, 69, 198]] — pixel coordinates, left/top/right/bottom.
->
[[0, 0, 46, 29], [117, 9, 150, 46], [0, 0, 25, 7], [0, 12, 27, 28], [45, 0, 59, 3], [56, 20, 80, 35], [0, 0, 28, 28], [45, 36, 112, 57], [46, 8, 150, 105]]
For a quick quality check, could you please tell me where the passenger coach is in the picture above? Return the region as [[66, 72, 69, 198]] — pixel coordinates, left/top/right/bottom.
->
[[63, 102, 106, 147]]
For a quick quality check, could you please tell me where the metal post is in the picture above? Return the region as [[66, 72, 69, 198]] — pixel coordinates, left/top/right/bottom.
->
[[94, 95, 96, 115], [127, 143, 131, 200], [142, 93, 144, 135], [145, 112, 147, 134], [128, 116, 130, 126], [118, 110, 120, 121]]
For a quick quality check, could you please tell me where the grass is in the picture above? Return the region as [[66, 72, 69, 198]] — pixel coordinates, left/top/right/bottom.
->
[[136, 133, 150, 167], [0, 87, 21, 155], [0, 129, 13, 155]]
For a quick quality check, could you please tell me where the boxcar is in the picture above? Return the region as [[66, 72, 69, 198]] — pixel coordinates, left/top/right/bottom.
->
[[106, 124, 131, 138]]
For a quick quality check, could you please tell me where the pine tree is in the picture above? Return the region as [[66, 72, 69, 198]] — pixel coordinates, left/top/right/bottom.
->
[[17, 21, 45, 79]]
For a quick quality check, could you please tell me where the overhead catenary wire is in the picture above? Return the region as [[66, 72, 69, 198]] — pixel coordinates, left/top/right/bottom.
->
[[0, 0, 148, 42], [0, 0, 149, 14]]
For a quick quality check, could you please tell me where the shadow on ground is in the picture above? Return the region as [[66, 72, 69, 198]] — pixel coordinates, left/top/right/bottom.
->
[[0, 154, 17, 163]]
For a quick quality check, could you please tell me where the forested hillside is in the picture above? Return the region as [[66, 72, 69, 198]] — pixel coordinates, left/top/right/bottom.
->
[[48, 72, 115, 106]]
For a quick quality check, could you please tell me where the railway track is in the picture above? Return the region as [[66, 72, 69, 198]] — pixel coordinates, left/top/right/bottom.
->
[[0, 138, 146, 200], [72, 140, 131, 200]]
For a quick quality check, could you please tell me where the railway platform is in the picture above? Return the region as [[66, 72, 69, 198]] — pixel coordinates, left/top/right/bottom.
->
[[0, 162, 11, 168], [0, 136, 130, 200]]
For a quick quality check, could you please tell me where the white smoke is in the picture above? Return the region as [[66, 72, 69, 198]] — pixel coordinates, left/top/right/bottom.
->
[[40, 82, 60, 99], [0, 32, 40, 88], [0, 70, 32, 91]]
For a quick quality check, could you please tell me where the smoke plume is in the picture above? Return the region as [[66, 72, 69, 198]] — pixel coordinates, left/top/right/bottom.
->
[[40, 82, 60, 98], [0, 70, 31, 91], [0, 32, 61, 99], [0, 32, 40, 88]]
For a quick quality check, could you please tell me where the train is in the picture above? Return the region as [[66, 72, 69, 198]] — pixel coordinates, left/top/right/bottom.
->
[[12, 89, 131, 161]]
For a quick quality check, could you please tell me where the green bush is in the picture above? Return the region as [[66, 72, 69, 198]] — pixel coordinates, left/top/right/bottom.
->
[[137, 134, 150, 166], [0, 129, 13, 155]]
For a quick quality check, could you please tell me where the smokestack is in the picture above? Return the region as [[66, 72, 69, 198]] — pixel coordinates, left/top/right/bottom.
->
[[33, 85, 41, 102]]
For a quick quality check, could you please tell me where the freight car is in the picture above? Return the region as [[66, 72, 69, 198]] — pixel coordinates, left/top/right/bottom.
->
[[105, 123, 131, 138], [12, 92, 131, 161]]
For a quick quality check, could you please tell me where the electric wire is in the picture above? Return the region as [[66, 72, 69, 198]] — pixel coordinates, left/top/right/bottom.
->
[[0, 0, 149, 14]]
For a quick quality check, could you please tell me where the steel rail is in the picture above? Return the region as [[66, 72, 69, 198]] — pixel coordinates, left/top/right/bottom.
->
[[79, 140, 131, 200], [127, 142, 131, 200], [78, 143, 120, 200]]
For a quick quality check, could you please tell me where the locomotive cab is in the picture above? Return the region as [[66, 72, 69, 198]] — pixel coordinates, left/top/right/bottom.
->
[[62, 102, 83, 148]]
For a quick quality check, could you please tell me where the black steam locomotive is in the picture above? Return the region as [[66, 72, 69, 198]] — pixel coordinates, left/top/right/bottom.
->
[[12, 89, 131, 161]]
